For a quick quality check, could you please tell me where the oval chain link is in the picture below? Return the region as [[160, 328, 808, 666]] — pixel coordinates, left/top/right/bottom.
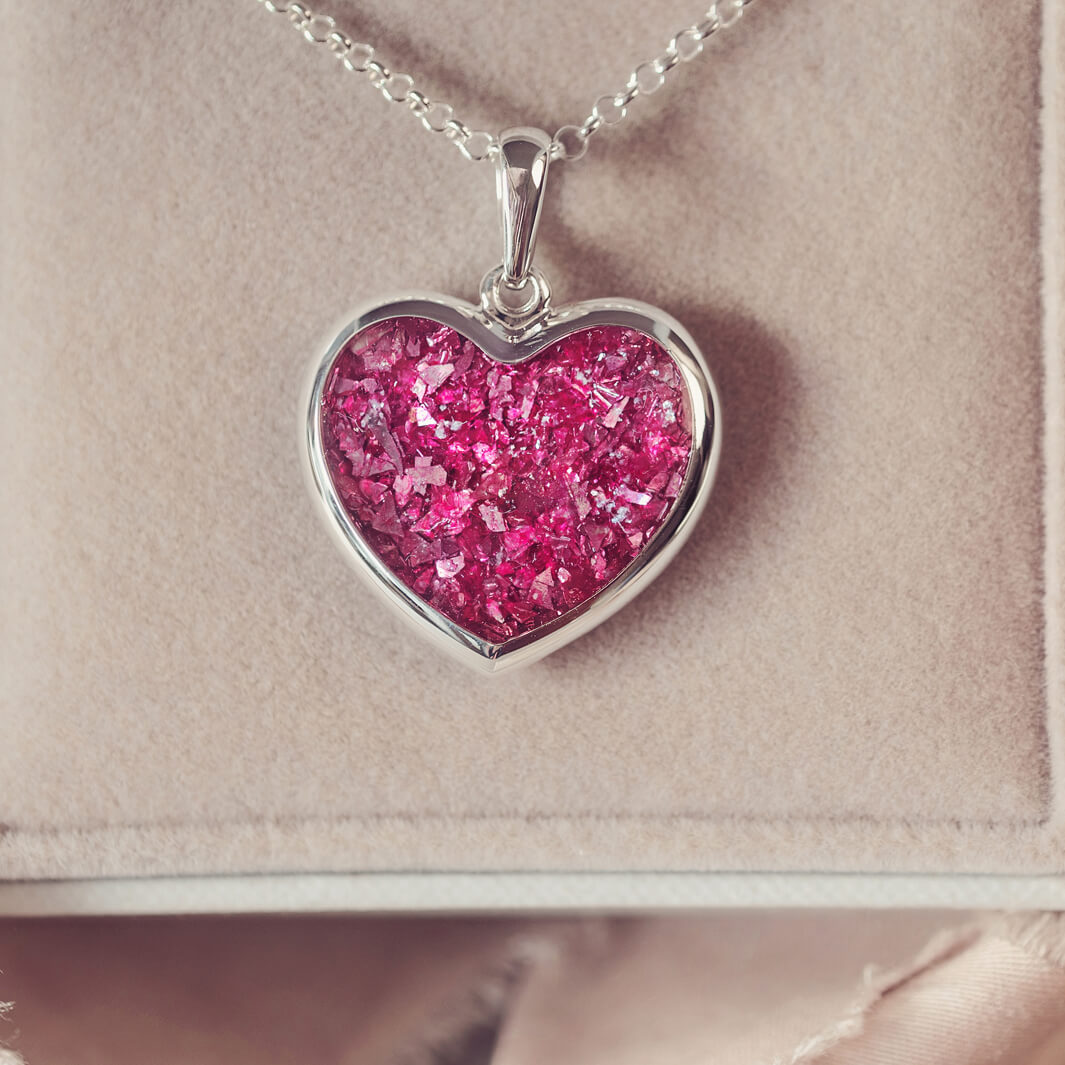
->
[[257, 0, 756, 163]]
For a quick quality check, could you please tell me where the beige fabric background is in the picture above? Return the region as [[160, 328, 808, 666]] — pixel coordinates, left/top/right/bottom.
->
[[2, 0, 1063, 880], [1, 911, 1064, 1064], [491, 912, 1065, 1065]]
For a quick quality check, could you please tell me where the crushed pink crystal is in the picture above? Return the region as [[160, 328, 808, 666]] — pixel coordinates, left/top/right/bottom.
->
[[320, 317, 695, 643]]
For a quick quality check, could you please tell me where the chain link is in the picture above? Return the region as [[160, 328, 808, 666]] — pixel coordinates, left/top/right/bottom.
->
[[257, 0, 756, 164]]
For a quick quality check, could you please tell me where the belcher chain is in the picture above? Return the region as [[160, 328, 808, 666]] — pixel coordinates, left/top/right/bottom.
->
[[257, 0, 757, 164]]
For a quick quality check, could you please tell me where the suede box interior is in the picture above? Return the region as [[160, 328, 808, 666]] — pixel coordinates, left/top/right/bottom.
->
[[2, 0, 1063, 884]]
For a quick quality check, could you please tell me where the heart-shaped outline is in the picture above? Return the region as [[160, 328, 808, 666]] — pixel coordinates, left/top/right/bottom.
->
[[302, 292, 720, 673]]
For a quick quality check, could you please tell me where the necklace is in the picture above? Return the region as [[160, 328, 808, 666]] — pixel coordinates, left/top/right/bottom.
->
[[264, 0, 755, 672]]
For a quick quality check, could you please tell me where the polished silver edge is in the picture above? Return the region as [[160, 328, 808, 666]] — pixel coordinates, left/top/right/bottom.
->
[[302, 291, 721, 674]]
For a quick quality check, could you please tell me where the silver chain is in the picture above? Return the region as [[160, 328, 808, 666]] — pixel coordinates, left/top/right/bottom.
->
[[257, 0, 757, 164]]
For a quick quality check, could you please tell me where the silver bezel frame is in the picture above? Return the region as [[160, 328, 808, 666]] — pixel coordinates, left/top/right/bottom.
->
[[302, 292, 721, 674]]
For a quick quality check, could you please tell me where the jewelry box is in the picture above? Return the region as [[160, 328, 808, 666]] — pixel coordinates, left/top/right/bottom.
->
[[2, 0, 1063, 914]]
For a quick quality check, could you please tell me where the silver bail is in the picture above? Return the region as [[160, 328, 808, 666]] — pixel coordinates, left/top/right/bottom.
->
[[496, 127, 552, 289]]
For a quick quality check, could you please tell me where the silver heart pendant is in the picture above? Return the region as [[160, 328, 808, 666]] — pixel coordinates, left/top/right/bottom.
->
[[301, 130, 721, 673]]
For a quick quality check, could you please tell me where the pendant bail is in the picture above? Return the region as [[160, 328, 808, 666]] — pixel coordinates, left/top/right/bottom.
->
[[496, 127, 552, 290]]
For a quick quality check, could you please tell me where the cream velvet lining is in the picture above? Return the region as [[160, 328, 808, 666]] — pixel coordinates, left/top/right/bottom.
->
[[1, 0, 1062, 882]]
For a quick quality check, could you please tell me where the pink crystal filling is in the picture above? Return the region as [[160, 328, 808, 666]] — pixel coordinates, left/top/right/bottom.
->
[[320, 317, 695, 643]]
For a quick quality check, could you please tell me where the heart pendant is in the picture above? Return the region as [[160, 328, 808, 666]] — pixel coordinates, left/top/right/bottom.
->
[[301, 131, 720, 672]]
